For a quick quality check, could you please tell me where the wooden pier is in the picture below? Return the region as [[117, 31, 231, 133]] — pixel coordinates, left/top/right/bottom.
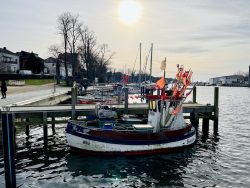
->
[[0, 86, 219, 188]]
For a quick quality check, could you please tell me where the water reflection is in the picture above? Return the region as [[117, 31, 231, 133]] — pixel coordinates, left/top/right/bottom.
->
[[66, 146, 197, 187]]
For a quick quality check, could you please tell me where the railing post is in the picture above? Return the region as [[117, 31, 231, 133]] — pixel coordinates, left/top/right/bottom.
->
[[1, 112, 16, 188], [214, 87, 219, 133], [193, 86, 196, 103]]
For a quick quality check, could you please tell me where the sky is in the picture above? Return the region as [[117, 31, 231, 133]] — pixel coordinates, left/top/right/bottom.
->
[[1, 0, 250, 81]]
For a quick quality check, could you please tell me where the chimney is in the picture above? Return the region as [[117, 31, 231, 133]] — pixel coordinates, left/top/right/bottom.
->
[[3, 47, 6, 50]]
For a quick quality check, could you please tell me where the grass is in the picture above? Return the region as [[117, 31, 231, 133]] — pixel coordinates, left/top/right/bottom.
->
[[25, 79, 55, 85]]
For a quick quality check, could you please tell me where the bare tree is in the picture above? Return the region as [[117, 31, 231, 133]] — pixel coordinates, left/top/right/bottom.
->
[[78, 26, 97, 81], [95, 44, 115, 82], [66, 14, 82, 77], [57, 12, 72, 85], [48, 44, 62, 84]]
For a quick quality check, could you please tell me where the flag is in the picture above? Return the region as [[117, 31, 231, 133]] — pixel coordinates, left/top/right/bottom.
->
[[155, 77, 165, 89], [185, 89, 192, 97], [186, 71, 193, 86], [182, 71, 189, 85], [160, 59, 166, 70], [171, 105, 182, 116], [176, 65, 184, 81]]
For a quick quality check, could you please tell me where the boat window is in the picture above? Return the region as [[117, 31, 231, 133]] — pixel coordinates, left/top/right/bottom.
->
[[149, 101, 156, 112], [103, 106, 109, 110]]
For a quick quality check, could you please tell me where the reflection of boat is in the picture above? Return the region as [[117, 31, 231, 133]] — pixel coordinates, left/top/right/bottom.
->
[[66, 64, 196, 155]]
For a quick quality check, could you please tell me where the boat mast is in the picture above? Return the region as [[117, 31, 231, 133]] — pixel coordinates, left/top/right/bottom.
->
[[139, 42, 141, 88], [150, 43, 153, 83]]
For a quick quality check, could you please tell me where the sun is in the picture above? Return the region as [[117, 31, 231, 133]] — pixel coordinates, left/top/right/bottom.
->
[[118, 0, 142, 25]]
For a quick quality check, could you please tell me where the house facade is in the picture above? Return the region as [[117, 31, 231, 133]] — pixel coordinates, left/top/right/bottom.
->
[[44, 57, 57, 75], [0, 47, 20, 73], [58, 53, 82, 77], [45, 56, 73, 78]]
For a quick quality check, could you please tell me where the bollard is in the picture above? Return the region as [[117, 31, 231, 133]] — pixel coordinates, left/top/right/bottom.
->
[[1, 112, 16, 188]]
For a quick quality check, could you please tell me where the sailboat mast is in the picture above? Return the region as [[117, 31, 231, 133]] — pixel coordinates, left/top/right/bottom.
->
[[150, 43, 153, 83], [139, 43, 141, 87]]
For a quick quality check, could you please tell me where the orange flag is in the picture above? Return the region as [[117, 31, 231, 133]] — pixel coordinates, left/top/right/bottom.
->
[[155, 77, 165, 89], [171, 105, 182, 116]]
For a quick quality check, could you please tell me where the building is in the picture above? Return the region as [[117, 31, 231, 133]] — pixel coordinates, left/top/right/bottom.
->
[[0, 47, 20, 73], [44, 57, 57, 75], [58, 53, 82, 77], [16, 51, 38, 70], [209, 75, 245, 85]]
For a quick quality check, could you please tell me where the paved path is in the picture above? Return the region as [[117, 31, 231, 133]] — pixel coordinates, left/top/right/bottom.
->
[[0, 84, 71, 108]]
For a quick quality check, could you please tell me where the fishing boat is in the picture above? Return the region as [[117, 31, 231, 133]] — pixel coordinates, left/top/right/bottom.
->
[[66, 62, 196, 155]]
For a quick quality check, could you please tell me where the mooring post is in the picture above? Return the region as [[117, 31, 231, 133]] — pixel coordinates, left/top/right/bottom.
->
[[71, 85, 77, 120], [51, 116, 55, 135], [202, 114, 210, 134], [25, 118, 30, 136], [124, 87, 128, 114], [193, 86, 197, 103], [43, 112, 48, 146], [1, 112, 17, 188], [214, 87, 219, 133], [190, 112, 199, 128]]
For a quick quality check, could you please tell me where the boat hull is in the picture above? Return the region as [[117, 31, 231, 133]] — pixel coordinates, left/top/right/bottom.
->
[[65, 123, 196, 155]]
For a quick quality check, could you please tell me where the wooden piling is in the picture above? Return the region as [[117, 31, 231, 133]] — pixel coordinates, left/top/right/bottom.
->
[[43, 112, 48, 146], [25, 118, 30, 136], [124, 87, 128, 114], [1, 112, 16, 188], [202, 116, 209, 134], [51, 116, 55, 135], [193, 86, 197, 103], [12, 113, 17, 151], [214, 87, 219, 133], [71, 86, 76, 120], [190, 113, 199, 128]]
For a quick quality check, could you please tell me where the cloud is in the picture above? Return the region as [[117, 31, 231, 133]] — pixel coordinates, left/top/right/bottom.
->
[[158, 46, 209, 54]]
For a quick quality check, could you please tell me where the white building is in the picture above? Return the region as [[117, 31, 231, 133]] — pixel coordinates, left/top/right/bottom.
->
[[0, 47, 20, 73], [209, 75, 244, 85], [44, 57, 73, 77], [44, 57, 57, 75]]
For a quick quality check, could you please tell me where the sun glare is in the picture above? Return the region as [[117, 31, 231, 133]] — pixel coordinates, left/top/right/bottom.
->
[[118, 0, 142, 25]]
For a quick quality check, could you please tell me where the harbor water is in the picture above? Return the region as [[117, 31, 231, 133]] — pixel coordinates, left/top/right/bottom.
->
[[1, 86, 250, 187]]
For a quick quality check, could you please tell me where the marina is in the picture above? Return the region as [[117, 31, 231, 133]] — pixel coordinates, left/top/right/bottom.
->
[[1, 86, 249, 187], [1, 84, 219, 187]]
